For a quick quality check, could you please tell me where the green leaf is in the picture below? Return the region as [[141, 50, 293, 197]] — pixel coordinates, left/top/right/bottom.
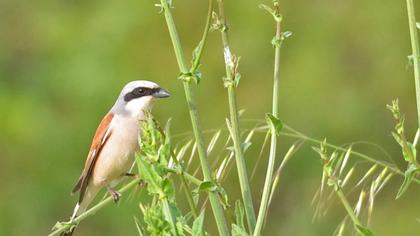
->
[[226, 142, 252, 153], [192, 40, 203, 65], [233, 73, 241, 87], [396, 164, 419, 199], [416, 22, 420, 30], [355, 224, 374, 236], [192, 211, 205, 236], [142, 202, 172, 236], [391, 132, 402, 147], [133, 216, 145, 236], [162, 179, 175, 200], [136, 154, 164, 197], [217, 185, 230, 209], [234, 201, 245, 230], [232, 224, 250, 236], [265, 113, 283, 135], [241, 142, 252, 153], [198, 181, 217, 192]]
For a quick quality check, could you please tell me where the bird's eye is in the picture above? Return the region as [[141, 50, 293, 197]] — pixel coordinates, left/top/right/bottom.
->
[[137, 88, 145, 95]]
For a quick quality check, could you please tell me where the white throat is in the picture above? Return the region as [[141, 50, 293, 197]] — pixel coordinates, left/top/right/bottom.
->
[[123, 96, 155, 119]]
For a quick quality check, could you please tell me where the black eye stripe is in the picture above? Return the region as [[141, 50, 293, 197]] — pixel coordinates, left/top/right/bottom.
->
[[124, 87, 158, 102]]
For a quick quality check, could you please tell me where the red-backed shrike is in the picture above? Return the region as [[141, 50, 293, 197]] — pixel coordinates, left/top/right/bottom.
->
[[62, 80, 170, 235]]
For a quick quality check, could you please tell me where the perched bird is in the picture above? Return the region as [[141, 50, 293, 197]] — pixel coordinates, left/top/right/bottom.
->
[[62, 80, 170, 236]]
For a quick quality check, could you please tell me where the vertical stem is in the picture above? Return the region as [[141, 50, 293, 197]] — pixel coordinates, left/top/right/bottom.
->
[[406, 0, 420, 130], [254, 5, 282, 236], [228, 87, 257, 231], [216, 0, 257, 233], [159, 1, 229, 235]]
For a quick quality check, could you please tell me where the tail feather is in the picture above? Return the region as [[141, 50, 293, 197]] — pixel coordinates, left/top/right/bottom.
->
[[61, 186, 100, 236]]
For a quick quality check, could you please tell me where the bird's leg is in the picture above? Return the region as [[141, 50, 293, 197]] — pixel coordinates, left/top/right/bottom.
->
[[107, 186, 121, 203], [124, 172, 137, 177], [124, 173, 146, 187]]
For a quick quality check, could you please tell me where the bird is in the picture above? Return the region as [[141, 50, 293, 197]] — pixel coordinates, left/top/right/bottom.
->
[[62, 80, 170, 236]]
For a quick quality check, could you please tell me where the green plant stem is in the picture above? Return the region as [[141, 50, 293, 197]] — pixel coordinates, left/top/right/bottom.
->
[[406, 0, 420, 131], [159, 1, 229, 235], [216, 0, 257, 232], [254, 6, 282, 236], [49, 178, 142, 236], [280, 129, 420, 184], [182, 171, 202, 186], [335, 188, 363, 231], [191, 0, 213, 73]]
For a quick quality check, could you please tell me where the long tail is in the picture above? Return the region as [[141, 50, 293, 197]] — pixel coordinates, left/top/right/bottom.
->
[[61, 186, 100, 236]]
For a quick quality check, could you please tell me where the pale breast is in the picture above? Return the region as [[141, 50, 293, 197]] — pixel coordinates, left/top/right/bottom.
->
[[91, 115, 140, 187]]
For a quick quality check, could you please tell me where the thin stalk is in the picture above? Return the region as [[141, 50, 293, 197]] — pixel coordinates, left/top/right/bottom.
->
[[279, 129, 420, 184], [182, 171, 203, 186], [406, 0, 420, 130], [254, 4, 282, 236], [335, 189, 363, 231], [159, 1, 229, 235], [216, 0, 257, 232], [49, 178, 142, 236]]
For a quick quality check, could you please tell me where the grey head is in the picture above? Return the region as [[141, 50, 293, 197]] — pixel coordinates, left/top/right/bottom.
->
[[111, 80, 170, 116]]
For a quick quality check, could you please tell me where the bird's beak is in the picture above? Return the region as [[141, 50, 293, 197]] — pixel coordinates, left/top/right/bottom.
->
[[153, 88, 171, 98]]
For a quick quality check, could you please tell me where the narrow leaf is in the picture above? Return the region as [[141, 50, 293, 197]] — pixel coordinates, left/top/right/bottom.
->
[[396, 164, 419, 199], [192, 211, 205, 236], [265, 113, 283, 135]]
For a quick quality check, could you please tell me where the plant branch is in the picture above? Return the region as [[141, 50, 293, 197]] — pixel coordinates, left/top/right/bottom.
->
[[406, 0, 420, 130], [335, 188, 363, 231], [280, 127, 420, 184], [158, 1, 230, 235], [254, 2, 283, 235], [216, 0, 257, 232], [49, 178, 142, 236]]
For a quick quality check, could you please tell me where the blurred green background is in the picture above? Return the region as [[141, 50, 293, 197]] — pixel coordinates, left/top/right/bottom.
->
[[1, 0, 420, 235]]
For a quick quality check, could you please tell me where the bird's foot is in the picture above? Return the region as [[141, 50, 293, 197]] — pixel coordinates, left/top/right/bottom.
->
[[107, 188, 122, 203], [138, 179, 146, 188], [124, 172, 137, 177], [124, 173, 145, 188]]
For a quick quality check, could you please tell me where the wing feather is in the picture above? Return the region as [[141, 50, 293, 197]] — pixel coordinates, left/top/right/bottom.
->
[[71, 113, 114, 203]]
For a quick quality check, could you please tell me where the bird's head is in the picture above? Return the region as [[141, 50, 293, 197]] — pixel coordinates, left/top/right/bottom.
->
[[112, 80, 170, 117]]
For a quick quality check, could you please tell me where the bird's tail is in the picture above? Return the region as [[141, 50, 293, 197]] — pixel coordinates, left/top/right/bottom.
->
[[61, 186, 100, 236]]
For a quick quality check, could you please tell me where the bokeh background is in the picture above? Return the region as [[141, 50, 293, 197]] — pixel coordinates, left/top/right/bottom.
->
[[1, 0, 420, 235]]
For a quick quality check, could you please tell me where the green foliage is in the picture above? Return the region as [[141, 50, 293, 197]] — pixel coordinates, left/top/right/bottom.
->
[[265, 113, 283, 136], [191, 211, 206, 236], [355, 225, 374, 236], [41, 1, 420, 235], [387, 100, 420, 198], [314, 141, 375, 236], [231, 201, 247, 235], [136, 114, 186, 235], [141, 202, 172, 235]]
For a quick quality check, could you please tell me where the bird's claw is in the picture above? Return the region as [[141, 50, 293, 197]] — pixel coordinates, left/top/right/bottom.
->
[[108, 189, 122, 203]]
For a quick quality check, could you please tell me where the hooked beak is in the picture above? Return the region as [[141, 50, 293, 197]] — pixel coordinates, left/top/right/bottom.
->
[[153, 88, 171, 98]]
